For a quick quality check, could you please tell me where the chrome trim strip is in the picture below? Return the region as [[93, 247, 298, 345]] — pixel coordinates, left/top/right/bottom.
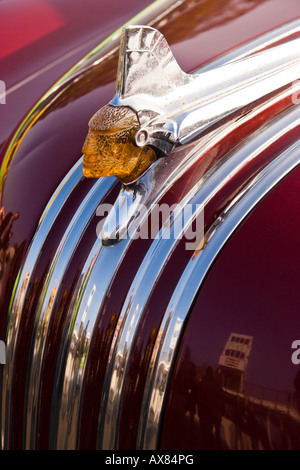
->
[[138, 139, 300, 450], [52, 89, 300, 448], [1, 158, 83, 449], [98, 105, 300, 449], [102, 20, 300, 244], [50, 99, 227, 448], [24, 176, 115, 449], [53, 230, 128, 449], [111, 25, 300, 155], [0, 0, 186, 450], [52, 136, 205, 449]]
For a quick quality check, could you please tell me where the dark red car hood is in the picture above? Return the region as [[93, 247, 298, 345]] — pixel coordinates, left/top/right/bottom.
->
[[1, 0, 300, 451]]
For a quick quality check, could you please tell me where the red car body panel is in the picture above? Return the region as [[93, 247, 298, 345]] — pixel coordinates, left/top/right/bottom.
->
[[0, 0, 299, 450], [161, 165, 300, 449], [0, 0, 153, 156]]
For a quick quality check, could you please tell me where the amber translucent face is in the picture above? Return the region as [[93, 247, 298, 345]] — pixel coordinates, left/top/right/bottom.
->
[[82, 105, 156, 184]]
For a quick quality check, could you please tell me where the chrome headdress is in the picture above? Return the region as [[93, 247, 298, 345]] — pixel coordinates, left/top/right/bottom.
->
[[82, 25, 300, 243]]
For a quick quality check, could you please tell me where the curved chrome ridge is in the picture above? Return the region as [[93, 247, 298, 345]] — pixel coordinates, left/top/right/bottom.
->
[[98, 105, 300, 450], [137, 138, 300, 450], [52, 124, 209, 449], [54, 87, 299, 449], [104, 21, 300, 244], [102, 183, 146, 245], [24, 175, 115, 449], [0, 0, 185, 450], [1, 158, 83, 449], [111, 25, 300, 154]]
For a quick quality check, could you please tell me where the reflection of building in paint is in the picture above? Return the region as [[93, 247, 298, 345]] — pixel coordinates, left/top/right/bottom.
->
[[218, 333, 253, 392], [168, 317, 183, 363]]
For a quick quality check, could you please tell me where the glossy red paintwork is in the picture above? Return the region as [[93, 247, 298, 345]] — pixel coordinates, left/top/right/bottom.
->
[[0, 0, 153, 156], [1, 0, 300, 450], [160, 165, 300, 449]]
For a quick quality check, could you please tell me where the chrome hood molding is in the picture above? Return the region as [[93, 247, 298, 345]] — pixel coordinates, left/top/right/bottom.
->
[[101, 23, 300, 244], [111, 25, 300, 154]]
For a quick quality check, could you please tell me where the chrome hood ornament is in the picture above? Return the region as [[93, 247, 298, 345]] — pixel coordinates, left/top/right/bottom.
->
[[82, 24, 300, 243]]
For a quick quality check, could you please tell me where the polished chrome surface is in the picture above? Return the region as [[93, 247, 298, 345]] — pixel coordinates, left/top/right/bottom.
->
[[102, 183, 146, 245], [111, 25, 300, 155], [52, 128, 206, 449], [138, 137, 300, 450], [53, 228, 128, 448], [52, 85, 300, 448], [33, 19, 300, 449], [3, 13, 300, 450], [104, 22, 300, 244], [98, 104, 300, 450], [24, 176, 115, 449], [1, 0, 186, 450], [1, 158, 83, 449]]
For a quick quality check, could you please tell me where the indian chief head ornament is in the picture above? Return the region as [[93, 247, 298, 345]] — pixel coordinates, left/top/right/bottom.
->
[[81, 25, 300, 242]]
